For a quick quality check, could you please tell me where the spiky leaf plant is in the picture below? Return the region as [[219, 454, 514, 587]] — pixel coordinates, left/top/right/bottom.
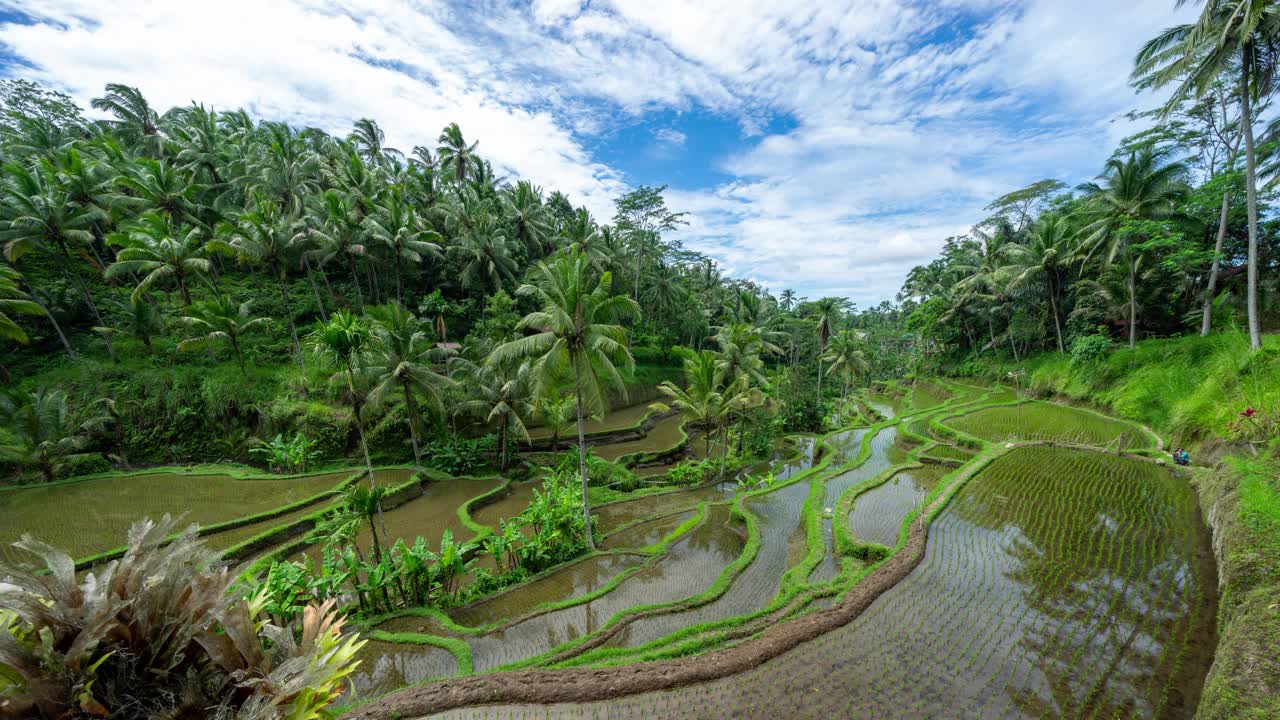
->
[[0, 516, 364, 719]]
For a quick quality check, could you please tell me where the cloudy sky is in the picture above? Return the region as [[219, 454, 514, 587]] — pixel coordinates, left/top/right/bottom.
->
[[0, 0, 1188, 307]]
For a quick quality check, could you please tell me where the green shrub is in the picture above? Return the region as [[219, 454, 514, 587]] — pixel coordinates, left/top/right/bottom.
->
[[667, 458, 717, 486], [425, 436, 493, 475], [555, 445, 637, 489], [1069, 333, 1111, 370]]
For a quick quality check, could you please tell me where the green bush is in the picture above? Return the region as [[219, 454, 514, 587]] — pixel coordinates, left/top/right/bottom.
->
[[425, 436, 493, 475], [1069, 334, 1112, 370], [555, 445, 637, 489], [666, 458, 717, 486]]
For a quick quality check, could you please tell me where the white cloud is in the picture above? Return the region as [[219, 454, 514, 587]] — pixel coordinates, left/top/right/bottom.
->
[[0, 0, 1193, 304], [653, 128, 687, 145]]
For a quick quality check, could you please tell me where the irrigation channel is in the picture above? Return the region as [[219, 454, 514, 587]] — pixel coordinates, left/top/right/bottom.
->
[[334, 382, 1217, 720]]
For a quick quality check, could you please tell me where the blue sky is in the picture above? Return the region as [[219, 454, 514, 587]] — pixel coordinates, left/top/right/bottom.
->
[[0, 0, 1189, 306]]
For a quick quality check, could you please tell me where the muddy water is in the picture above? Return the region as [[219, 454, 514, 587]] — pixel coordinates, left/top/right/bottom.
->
[[486, 447, 1218, 720], [346, 640, 457, 701], [590, 413, 684, 462], [292, 475, 500, 566], [808, 428, 904, 584], [470, 480, 544, 530], [594, 483, 733, 532], [528, 401, 654, 440], [464, 505, 746, 671], [846, 464, 947, 548], [602, 511, 695, 550], [453, 553, 647, 628]]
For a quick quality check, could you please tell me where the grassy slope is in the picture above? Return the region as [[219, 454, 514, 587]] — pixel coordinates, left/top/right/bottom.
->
[[949, 330, 1280, 720]]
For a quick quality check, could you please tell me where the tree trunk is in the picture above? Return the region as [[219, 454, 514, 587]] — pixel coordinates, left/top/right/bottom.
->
[[1201, 190, 1230, 337], [1128, 256, 1138, 350], [403, 384, 422, 467], [348, 256, 365, 311], [394, 254, 404, 304], [1049, 275, 1065, 353], [574, 377, 595, 550], [58, 258, 115, 362], [277, 273, 306, 377], [1241, 49, 1262, 351], [353, 399, 390, 550], [303, 256, 328, 322], [232, 336, 246, 376], [35, 297, 75, 358]]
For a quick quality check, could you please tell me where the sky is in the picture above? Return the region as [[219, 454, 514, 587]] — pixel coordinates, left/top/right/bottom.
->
[[0, 0, 1191, 308]]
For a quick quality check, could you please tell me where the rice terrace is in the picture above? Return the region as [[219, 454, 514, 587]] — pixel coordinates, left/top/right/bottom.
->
[[1, 2, 1279, 720]]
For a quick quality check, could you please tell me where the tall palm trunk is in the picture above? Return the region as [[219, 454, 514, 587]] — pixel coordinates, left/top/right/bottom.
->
[[1201, 190, 1230, 337], [394, 254, 404, 304], [403, 384, 423, 467], [303, 256, 329, 322], [1127, 255, 1138, 350], [34, 295, 74, 358], [1240, 50, 1262, 351], [1048, 273, 1065, 353], [56, 249, 115, 362], [350, 393, 390, 549], [573, 376, 594, 550], [348, 256, 365, 311], [277, 271, 306, 376]]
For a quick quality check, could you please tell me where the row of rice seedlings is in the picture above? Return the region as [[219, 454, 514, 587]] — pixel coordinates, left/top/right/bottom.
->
[[474, 446, 1213, 720], [0, 467, 360, 565], [945, 401, 1151, 448]]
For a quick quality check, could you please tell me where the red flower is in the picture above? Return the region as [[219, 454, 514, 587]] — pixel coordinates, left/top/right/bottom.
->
[[1240, 408, 1257, 418]]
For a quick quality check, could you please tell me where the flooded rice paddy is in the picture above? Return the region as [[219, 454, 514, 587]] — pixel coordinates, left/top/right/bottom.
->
[[0, 468, 354, 564], [948, 401, 1150, 447], [432, 444, 1215, 720], [589, 413, 684, 462], [846, 463, 947, 548]]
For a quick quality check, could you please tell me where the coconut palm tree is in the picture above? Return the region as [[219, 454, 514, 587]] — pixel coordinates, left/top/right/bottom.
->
[[454, 356, 535, 472], [167, 103, 229, 185], [115, 157, 204, 226], [363, 189, 441, 302], [90, 82, 164, 156], [821, 330, 871, 409], [1133, 0, 1278, 350], [0, 387, 94, 483], [810, 297, 848, 396], [0, 263, 41, 345], [308, 190, 369, 310], [437, 122, 477, 185], [489, 249, 638, 549], [503, 180, 551, 259], [96, 294, 166, 353], [1078, 149, 1190, 348], [348, 117, 402, 168], [105, 211, 211, 305], [364, 302, 455, 467], [215, 199, 309, 375], [176, 294, 268, 375], [450, 211, 517, 297], [308, 311, 378, 490], [1001, 213, 1079, 353]]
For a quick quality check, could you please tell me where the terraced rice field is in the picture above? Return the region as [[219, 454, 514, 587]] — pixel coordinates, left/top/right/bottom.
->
[[0, 468, 354, 564], [846, 463, 946, 548], [442, 445, 1215, 719], [809, 427, 900, 584], [528, 401, 654, 440], [293, 474, 500, 567], [947, 401, 1150, 447], [590, 414, 684, 462]]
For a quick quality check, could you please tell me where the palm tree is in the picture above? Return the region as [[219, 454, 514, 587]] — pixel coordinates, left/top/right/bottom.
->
[[308, 311, 378, 490], [641, 261, 690, 326], [821, 330, 870, 410], [168, 103, 228, 184], [364, 302, 455, 467], [0, 264, 42, 345], [780, 289, 798, 312], [115, 157, 204, 226], [1133, 0, 1276, 350], [1002, 214, 1078, 353], [713, 322, 778, 390], [249, 122, 322, 216], [489, 249, 639, 549], [90, 83, 164, 156], [363, 190, 441, 302], [335, 483, 390, 564], [437, 122, 478, 185], [216, 200, 308, 375], [654, 350, 761, 468], [454, 357, 535, 472], [176, 294, 268, 375], [450, 211, 517, 297], [348, 118, 402, 168], [97, 295, 166, 353], [0, 388, 93, 483], [105, 211, 211, 305], [503, 180, 551, 258], [537, 391, 576, 458], [1078, 150, 1189, 348], [308, 190, 369, 310], [811, 297, 848, 396], [0, 161, 111, 355]]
